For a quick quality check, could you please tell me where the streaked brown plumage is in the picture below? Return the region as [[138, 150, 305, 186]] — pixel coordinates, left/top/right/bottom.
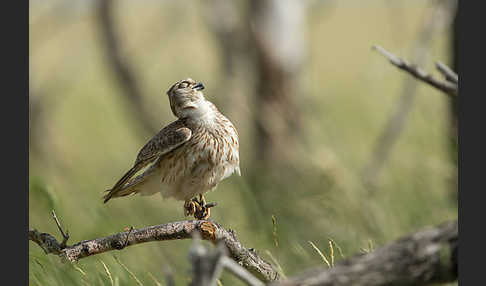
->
[[103, 78, 240, 219]]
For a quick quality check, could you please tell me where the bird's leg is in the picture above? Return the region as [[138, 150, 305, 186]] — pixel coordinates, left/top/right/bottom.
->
[[190, 196, 205, 219], [199, 194, 206, 207], [192, 194, 217, 220], [197, 194, 210, 220], [184, 200, 196, 217]]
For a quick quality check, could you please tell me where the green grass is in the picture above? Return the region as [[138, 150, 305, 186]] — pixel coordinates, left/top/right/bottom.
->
[[29, 1, 457, 285]]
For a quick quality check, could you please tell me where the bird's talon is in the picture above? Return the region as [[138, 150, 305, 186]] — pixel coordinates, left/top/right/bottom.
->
[[191, 195, 215, 220], [184, 200, 196, 217]]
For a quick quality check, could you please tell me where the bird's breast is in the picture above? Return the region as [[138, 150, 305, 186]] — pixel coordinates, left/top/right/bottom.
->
[[159, 122, 239, 187], [188, 125, 239, 172]]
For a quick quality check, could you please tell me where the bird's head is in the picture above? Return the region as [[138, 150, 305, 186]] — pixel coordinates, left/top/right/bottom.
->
[[166, 78, 209, 119]]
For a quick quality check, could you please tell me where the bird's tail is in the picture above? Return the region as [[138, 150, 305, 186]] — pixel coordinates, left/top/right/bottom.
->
[[103, 185, 139, 203], [103, 165, 141, 203], [103, 160, 160, 203]]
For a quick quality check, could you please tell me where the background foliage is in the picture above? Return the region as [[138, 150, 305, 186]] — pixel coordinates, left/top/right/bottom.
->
[[29, 0, 457, 285]]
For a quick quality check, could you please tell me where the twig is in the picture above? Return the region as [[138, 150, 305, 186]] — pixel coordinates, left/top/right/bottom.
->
[[189, 233, 265, 286], [435, 61, 458, 84], [51, 209, 69, 248], [372, 45, 458, 97], [189, 234, 226, 286], [220, 256, 265, 286], [122, 226, 134, 249], [29, 219, 279, 282], [362, 0, 456, 190], [271, 220, 457, 286]]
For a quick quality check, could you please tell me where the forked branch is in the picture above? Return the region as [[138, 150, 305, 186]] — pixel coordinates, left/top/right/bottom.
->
[[373, 45, 458, 97], [29, 218, 279, 282], [29, 213, 456, 286], [188, 234, 265, 286]]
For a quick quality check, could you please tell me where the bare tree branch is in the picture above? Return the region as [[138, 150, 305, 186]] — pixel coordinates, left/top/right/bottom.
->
[[29, 219, 279, 282], [51, 209, 69, 248], [436, 61, 458, 84], [189, 234, 226, 286], [189, 233, 265, 286], [372, 45, 458, 97], [271, 220, 457, 286], [446, 1, 459, 203], [29, 228, 63, 255], [29, 217, 456, 286], [220, 256, 266, 286], [362, 0, 456, 190]]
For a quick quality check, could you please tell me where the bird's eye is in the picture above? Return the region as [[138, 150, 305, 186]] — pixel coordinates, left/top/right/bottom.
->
[[179, 82, 189, 88]]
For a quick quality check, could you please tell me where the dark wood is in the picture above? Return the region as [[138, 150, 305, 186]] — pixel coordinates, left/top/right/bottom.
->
[[271, 221, 457, 286]]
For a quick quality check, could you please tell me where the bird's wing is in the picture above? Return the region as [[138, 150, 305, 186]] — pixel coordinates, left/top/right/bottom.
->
[[134, 123, 192, 167], [103, 122, 192, 203]]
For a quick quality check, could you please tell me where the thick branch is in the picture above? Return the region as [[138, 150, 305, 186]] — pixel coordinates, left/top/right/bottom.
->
[[373, 45, 458, 97], [271, 220, 457, 286], [29, 219, 278, 282]]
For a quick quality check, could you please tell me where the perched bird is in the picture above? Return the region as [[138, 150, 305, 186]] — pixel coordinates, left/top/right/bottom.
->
[[103, 78, 240, 219]]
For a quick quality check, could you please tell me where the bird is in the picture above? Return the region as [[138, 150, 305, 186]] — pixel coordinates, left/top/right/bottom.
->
[[103, 78, 240, 220]]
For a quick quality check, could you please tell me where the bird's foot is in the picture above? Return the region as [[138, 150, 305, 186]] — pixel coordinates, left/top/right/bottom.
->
[[184, 200, 197, 217], [191, 194, 217, 220]]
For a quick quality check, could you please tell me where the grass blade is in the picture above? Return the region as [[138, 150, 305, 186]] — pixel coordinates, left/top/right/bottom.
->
[[99, 260, 114, 286], [308, 241, 331, 268], [114, 256, 143, 286]]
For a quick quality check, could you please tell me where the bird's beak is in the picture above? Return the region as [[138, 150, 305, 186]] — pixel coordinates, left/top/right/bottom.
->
[[193, 82, 205, 91]]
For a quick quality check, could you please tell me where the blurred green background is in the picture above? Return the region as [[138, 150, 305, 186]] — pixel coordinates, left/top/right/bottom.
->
[[29, 0, 457, 285]]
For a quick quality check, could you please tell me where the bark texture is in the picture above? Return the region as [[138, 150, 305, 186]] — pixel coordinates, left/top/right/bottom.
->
[[30, 217, 457, 286], [29, 219, 279, 282], [271, 220, 457, 286]]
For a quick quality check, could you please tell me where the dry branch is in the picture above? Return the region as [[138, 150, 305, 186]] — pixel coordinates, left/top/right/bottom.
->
[[220, 256, 266, 286], [362, 0, 456, 190], [271, 220, 457, 286], [189, 234, 265, 286], [436, 61, 458, 84], [189, 235, 226, 286], [29, 215, 457, 286], [373, 45, 458, 97], [29, 219, 279, 283], [51, 209, 69, 248]]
